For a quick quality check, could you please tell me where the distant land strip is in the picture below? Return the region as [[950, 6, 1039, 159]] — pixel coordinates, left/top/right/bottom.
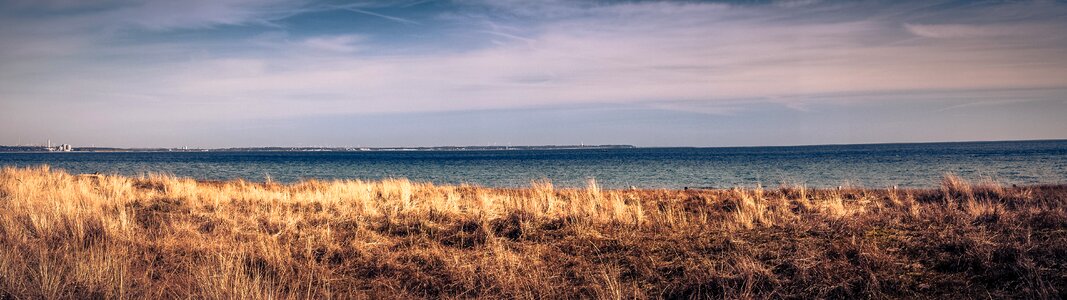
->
[[0, 145, 636, 152]]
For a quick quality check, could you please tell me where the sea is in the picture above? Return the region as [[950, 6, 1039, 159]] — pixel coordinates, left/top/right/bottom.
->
[[1, 140, 1065, 189]]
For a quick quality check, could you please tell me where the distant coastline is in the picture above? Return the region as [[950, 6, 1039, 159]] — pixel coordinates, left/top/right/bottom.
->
[[4, 138, 1067, 153], [0, 144, 637, 153]]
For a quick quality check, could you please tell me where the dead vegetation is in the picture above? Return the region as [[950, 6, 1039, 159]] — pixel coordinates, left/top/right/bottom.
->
[[0, 166, 1065, 299]]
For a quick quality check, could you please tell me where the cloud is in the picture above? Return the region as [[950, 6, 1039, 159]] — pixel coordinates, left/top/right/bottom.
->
[[0, 0, 310, 32], [333, 5, 421, 25], [301, 34, 364, 53], [903, 23, 1053, 39], [775, 0, 823, 8], [3, 0, 1067, 129], [108, 0, 307, 30]]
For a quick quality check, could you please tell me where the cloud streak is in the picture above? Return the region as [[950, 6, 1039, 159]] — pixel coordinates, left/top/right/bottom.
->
[[903, 22, 1058, 39], [334, 5, 421, 25]]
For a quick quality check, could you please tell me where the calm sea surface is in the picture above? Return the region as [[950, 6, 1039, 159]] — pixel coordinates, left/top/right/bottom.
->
[[1, 140, 1065, 189]]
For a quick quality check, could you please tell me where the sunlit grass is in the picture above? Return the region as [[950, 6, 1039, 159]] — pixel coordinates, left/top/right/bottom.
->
[[0, 166, 1064, 298]]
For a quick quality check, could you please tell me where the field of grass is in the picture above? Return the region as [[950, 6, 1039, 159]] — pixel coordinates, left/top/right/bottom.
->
[[0, 165, 1065, 299]]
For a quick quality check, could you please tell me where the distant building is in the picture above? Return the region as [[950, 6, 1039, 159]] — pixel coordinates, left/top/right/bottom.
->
[[50, 144, 73, 152]]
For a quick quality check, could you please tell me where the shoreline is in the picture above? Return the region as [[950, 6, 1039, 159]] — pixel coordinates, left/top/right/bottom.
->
[[22, 170, 1067, 191], [2, 138, 1064, 152]]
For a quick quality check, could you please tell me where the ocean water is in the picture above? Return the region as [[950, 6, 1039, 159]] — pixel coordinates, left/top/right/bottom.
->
[[1, 140, 1065, 189]]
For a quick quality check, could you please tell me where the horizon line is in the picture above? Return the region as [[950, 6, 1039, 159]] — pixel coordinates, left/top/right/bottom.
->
[[2, 138, 1064, 152]]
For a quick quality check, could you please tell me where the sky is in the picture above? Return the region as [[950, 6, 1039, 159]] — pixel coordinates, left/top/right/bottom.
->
[[1, 0, 1066, 148]]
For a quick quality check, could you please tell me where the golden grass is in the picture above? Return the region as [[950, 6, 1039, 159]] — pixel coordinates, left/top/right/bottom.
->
[[1, 165, 1065, 299]]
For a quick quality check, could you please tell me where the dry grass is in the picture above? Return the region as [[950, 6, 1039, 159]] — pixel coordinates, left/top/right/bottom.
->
[[1, 165, 1066, 299]]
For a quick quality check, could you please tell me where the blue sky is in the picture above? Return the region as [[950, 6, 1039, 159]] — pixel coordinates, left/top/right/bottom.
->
[[1, 0, 1066, 147]]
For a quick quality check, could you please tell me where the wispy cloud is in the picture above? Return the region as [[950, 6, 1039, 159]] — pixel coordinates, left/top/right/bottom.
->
[[301, 34, 364, 53], [903, 23, 1056, 39], [334, 4, 421, 25], [108, 0, 309, 30], [2, 0, 1066, 146]]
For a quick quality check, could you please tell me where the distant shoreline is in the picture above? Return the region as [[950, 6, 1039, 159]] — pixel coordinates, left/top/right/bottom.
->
[[2, 138, 1065, 153], [0, 144, 637, 153]]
